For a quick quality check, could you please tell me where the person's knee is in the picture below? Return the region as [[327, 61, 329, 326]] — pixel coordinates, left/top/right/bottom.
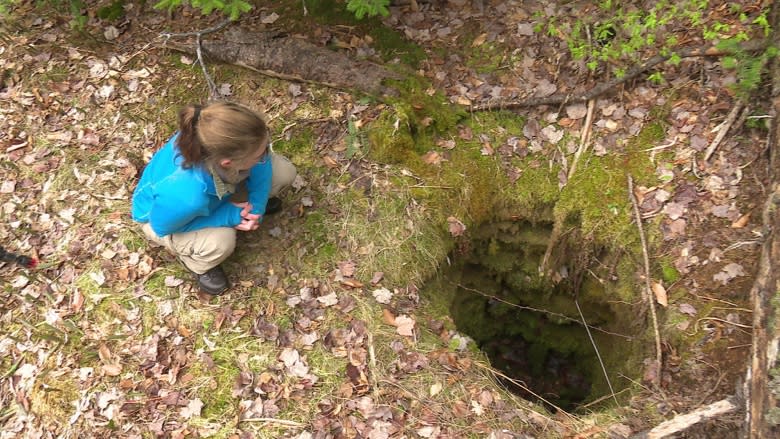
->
[[271, 154, 297, 195], [197, 228, 236, 262]]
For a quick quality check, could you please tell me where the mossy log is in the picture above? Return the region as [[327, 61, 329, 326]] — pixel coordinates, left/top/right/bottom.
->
[[161, 27, 402, 97], [744, 1, 780, 437]]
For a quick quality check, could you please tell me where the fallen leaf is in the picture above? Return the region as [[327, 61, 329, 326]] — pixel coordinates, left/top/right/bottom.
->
[[541, 124, 564, 144], [394, 315, 415, 337], [317, 292, 339, 307], [261, 12, 279, 24], [472, 33, 488, 47], [430, 382, 443, 397], [180, 398, 203, 419], [679, 303, 697, 316], [565, 103, 588, 120], [338, 261, 356, 277], [340, 278, 364, 288], [382, 308, 396, 326], [422, 150, 443, 165], [713, 263, 746, 285], [651, 281, 668, 307], [164, 275, 184, 288], [731, 212, 750, 228], [101, 364, 122, 376], [0, 180, 16, 193]]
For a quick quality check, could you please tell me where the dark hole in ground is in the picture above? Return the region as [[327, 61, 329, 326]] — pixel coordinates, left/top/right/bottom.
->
[[426, 219, 643, 412]]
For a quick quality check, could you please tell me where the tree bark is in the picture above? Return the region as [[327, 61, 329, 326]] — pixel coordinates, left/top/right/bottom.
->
[[162, 27, 402, 97], [744, 1, 780, 437]]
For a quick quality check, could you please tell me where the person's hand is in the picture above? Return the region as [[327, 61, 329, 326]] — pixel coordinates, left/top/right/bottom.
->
[[233, 202, 262, 231]]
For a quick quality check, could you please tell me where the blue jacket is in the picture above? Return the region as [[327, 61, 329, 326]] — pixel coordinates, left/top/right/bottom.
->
[[131, 134, 272, 236]]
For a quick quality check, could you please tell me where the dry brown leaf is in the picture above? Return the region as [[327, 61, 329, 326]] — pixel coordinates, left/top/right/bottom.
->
[[731, 212, 750, 228], [395, 315, 416, 337], [340, 278, 364, 288], [102, 364, 122, 376], [322, 155, 339, 168], [651, 281, 668, 307], [472, 33, 488, 47], [422, 150, 443, 165], [382, 308, 396, 326]]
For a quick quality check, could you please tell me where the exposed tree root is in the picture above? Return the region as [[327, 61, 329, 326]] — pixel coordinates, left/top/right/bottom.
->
[[628, 175, 663, 389]]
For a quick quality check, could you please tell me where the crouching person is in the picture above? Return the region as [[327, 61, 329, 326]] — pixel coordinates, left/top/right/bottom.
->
[[131, 101, 296, 295]]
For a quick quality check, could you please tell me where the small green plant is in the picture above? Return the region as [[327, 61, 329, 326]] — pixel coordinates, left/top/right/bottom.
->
[[540, 0, 772, 84], [153, 0, 252, 20], [346, 0, 389, 19]]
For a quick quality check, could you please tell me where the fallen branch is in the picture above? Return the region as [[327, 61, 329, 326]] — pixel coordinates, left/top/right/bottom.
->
[[703, 101, 745, 162], [161, 18, 234, 100], [474, 39, 769, 111], [472, 361, 577, 422], [630, 397, 738, 439], [627, 175, 662, 387], [567, 98, 596, 181], [161, 27, 402, 97]]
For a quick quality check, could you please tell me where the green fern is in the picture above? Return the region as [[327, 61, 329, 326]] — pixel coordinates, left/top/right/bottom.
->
[[154, 0, 252, 21], [346, 0, 390, 20]]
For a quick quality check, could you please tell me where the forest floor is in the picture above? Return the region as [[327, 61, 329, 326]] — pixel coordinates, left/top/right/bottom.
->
[[0, 0, 773, 438]]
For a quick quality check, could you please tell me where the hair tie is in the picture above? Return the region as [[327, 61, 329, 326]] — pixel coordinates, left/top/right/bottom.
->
[[193, 105, 202, 126]]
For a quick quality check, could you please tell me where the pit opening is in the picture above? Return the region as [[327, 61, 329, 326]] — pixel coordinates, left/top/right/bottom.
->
[[426, 219, 644, 412]]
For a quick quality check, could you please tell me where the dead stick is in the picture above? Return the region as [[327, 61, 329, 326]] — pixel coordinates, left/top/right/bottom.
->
[[474, 39, 768, 111], [703, 101, 745, 162], [627, 174, 662, 387], [239, 417, 305, 428], [366, 329, 380, 398], [473, 361, 577, 422], [567, 99, 596, 181], [630, 397, 738, 439]]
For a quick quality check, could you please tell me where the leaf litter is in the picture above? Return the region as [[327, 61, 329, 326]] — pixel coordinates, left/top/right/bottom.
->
[[0, 1, 769, 437]]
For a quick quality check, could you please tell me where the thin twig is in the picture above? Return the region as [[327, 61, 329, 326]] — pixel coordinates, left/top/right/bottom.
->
[[366, 329, 380, 398], [472, 361, 577, 421], [567, 99, 596, 181], [239, 417, 305, 428], [160, 18, 234, 101], [195, 32, 219, 100], [627, 175, 663, 387], [574, 297, 619, 406], [450, 281, 633, 339], [703, 101, 745, 162]]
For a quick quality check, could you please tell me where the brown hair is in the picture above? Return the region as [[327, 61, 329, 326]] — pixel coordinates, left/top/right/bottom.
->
[[176, 101, 269, 168]]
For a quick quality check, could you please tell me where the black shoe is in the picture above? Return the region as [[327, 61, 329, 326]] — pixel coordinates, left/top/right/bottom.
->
[[265, 197, 283, 215], [196, 265, 230, 295]]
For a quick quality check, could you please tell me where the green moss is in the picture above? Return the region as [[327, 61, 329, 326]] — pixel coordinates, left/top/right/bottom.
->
[[659, 258, 680, 283]]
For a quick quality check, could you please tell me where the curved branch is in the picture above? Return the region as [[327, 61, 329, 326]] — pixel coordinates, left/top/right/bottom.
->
[[474, 39, 769, 112]]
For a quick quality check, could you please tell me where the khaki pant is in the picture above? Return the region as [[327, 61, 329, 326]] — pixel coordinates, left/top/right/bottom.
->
[[141, 153, 296, 274]]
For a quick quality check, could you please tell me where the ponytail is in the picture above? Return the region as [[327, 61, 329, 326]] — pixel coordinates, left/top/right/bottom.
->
[[176, 104, 206, 168], [174, 102, 269, 169]]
